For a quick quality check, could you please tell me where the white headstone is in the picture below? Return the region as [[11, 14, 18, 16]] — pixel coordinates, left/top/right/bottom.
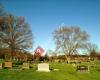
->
[[38, 63, 50, 72]]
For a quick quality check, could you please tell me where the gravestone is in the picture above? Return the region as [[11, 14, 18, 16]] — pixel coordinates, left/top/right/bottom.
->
[[4, 62, 12, 68], [38, 63, 50, 72], [22, 63, 29, 69], [77, 65, 89, 72], [0, 63, 2, 69]]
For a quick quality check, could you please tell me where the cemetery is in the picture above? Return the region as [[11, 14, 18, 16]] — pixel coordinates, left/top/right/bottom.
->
[[0, 58, 100, 80], [0, 43, 100, 80], [0, 45, 100, 80], [0, 0, 100, 80]]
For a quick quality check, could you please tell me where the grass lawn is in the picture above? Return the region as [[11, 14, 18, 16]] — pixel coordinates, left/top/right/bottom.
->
[[0, 62, 100, 80]]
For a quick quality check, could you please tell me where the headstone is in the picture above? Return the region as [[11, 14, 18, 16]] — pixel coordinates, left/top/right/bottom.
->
[[77, 65, 89, 72], [38, 63, 50, 72], [4, 62, 12, 68], [0, 63, 2, 69], [22, 63, 29, 69]]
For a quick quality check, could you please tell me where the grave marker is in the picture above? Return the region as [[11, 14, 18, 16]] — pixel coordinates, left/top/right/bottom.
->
[[77, 65, 89, 72], [22, 63, 29, 69], [38, 63, 50, 72], [4, 62, 12, 68]]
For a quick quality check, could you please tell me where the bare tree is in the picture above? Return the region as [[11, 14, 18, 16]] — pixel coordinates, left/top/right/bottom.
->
[[52, 26, 89, 60], [86, 43, 98, 57], [87, 43, 98, 53], [46, 49, 54, 56], [0, 14, 33, 60]]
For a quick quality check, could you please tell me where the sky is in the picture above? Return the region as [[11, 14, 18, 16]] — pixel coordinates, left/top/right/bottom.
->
[[0, 0, 100, 52]]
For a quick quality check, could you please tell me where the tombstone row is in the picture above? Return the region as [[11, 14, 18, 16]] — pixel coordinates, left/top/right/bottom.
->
[[0, 61, 50, 71], [0, 62, 54, 72], [0, 62, 29, 69], [1, 61, 98, 73]]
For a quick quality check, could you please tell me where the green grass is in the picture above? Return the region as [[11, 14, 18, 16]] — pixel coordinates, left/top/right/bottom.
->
[[0, 62, 100, 80]]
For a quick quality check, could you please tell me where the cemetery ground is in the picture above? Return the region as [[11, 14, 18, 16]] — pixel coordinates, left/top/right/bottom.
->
[[0, 61, 100, 80]]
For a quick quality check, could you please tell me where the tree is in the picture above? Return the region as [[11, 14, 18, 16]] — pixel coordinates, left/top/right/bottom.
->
[[86, 43, 98, 58], [87, 43, 98, 53], [43, 54, 49, 62], [46, 49, 53, 56], [0, 14, 33, 60], [52, 26, 89, 60]]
